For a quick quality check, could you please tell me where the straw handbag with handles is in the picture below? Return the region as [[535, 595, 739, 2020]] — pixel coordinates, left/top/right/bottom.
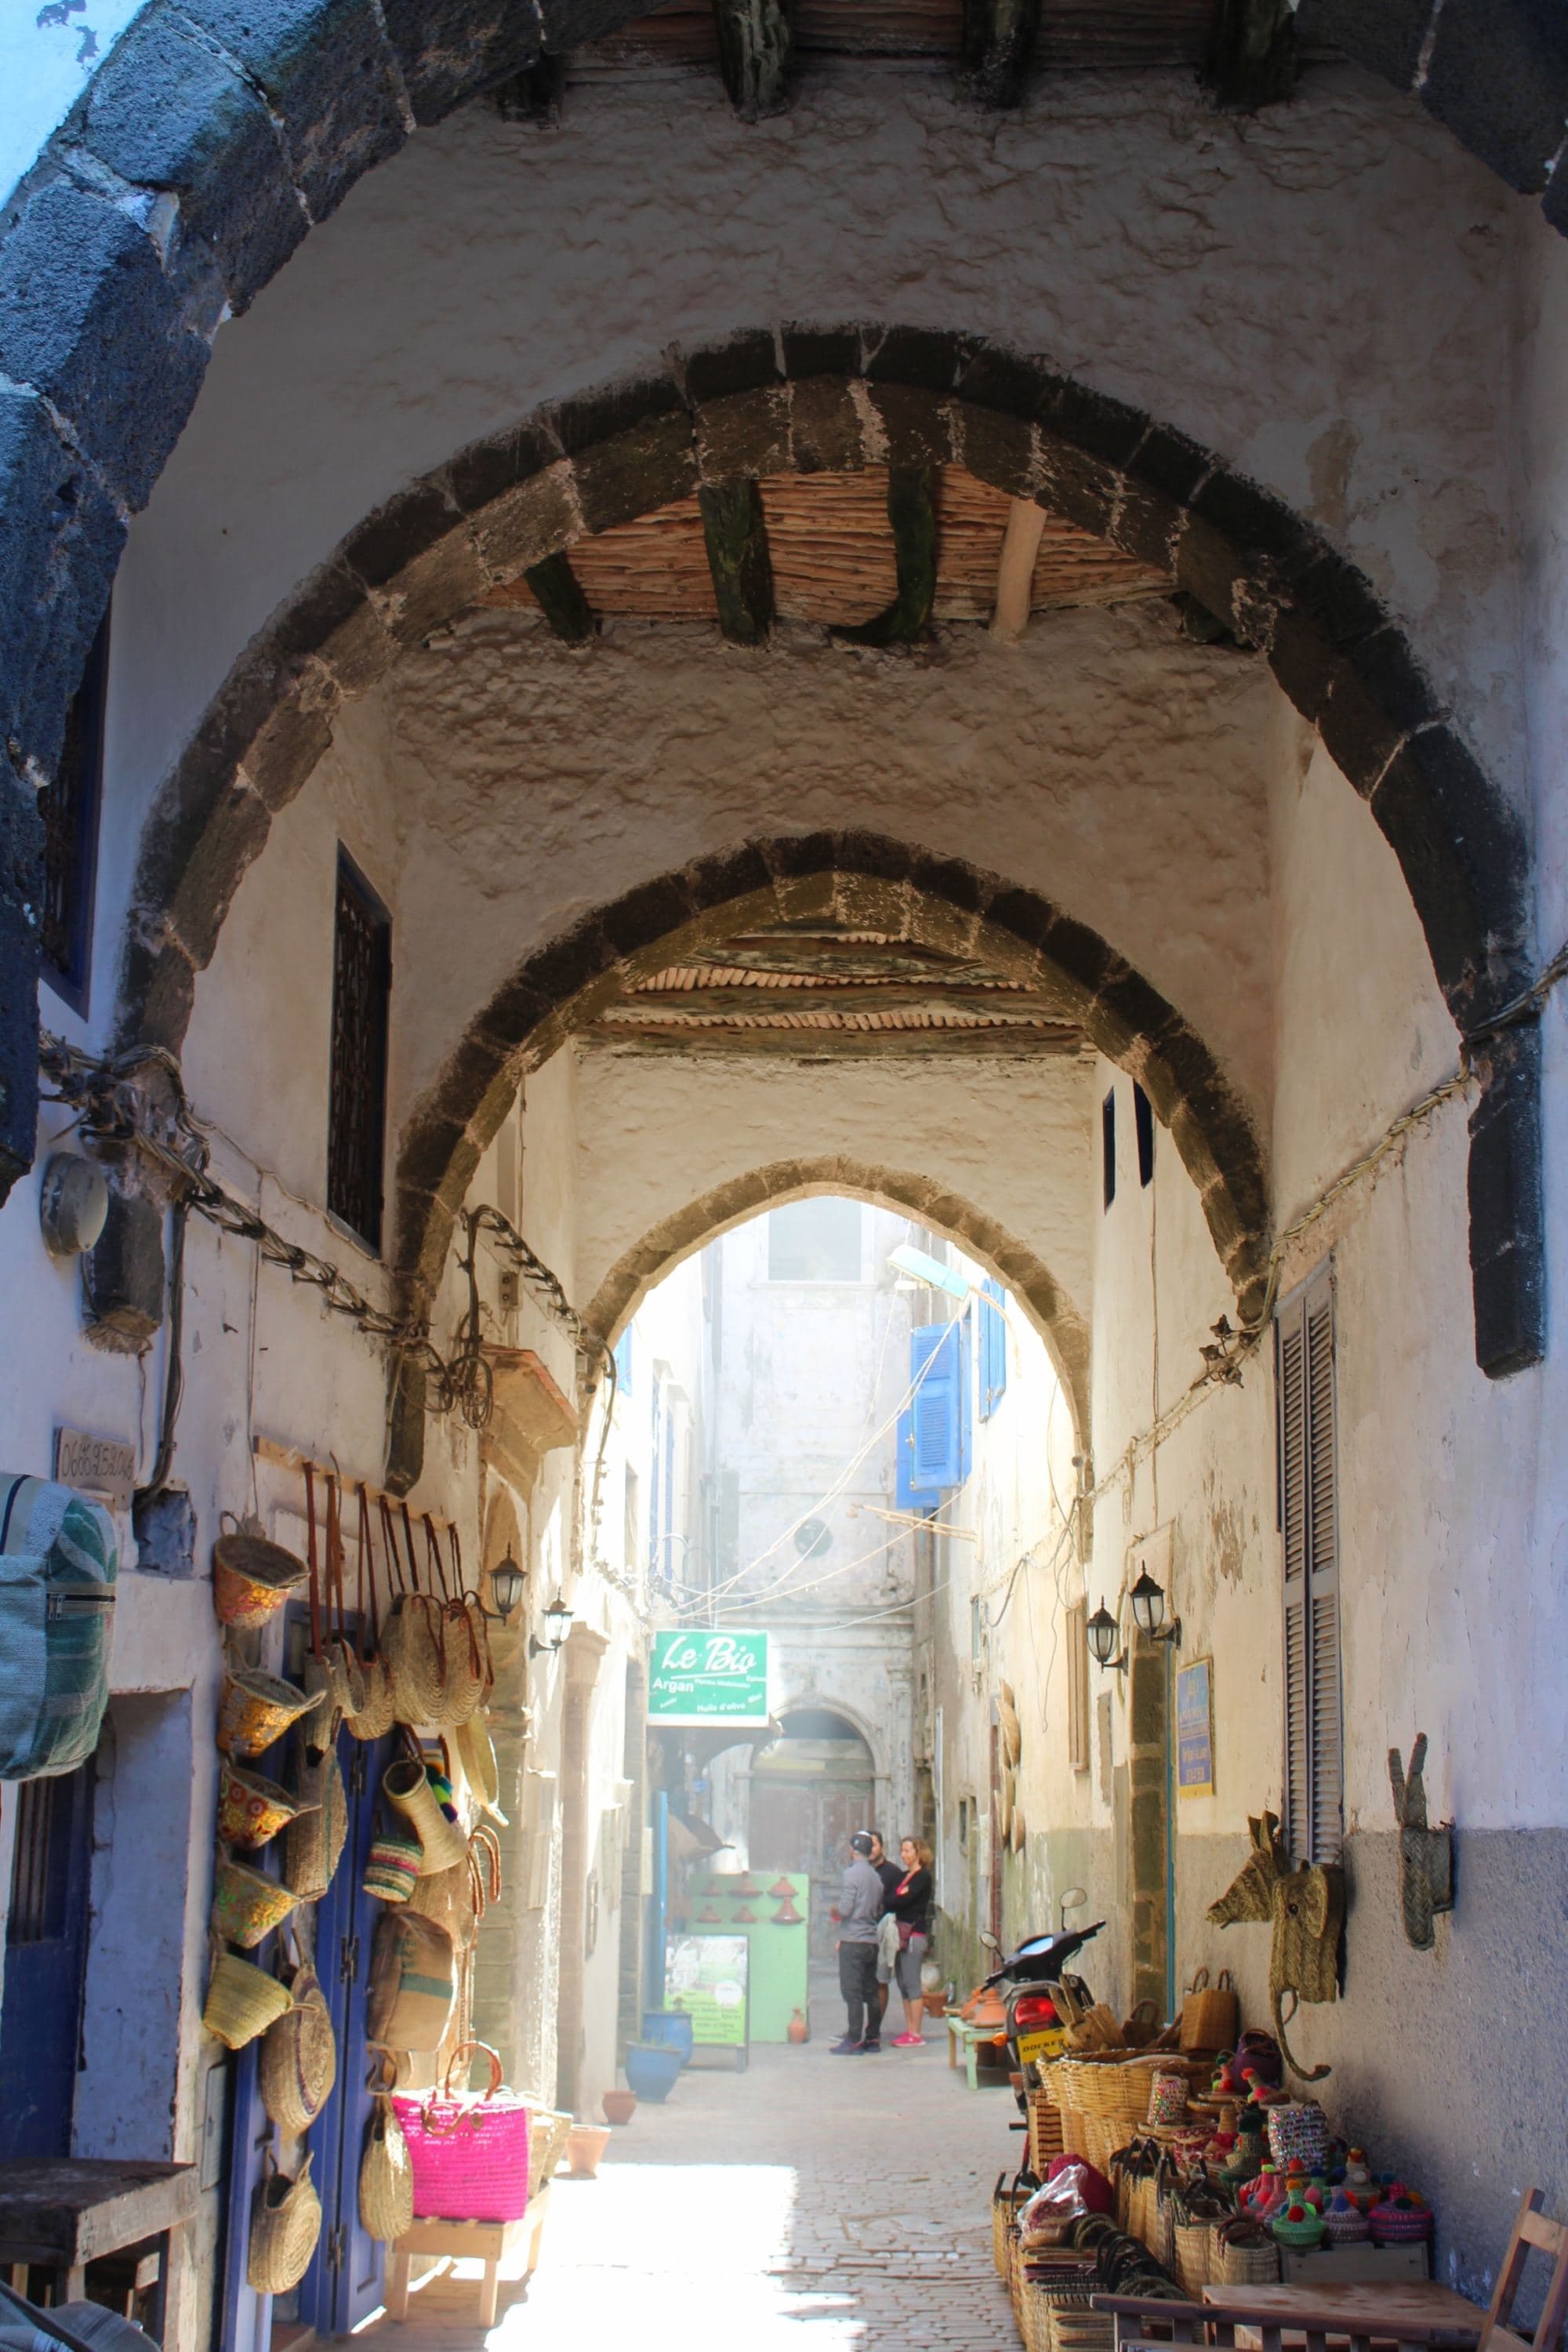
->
[[286, 1722, 347, 1902], [382, 1503, 449, 1727], [1180, 1966, 1240, 2051], [203, 1947, 292, 2050], [392, 2040, 532, 2223], [247, 2149, 322, 2295], [360, 2095, 416, 2241], [340, 1488, 394, 1740]]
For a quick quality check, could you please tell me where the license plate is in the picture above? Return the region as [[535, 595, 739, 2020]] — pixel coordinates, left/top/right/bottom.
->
[[1017, 2027, 1065, 2067]]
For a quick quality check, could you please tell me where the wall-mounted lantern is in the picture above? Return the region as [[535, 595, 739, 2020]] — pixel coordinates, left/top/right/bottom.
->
[[529, 1595, 575, 1659], [1129, 1566, 1181, 1649], [484, 1545, 527, 1624]]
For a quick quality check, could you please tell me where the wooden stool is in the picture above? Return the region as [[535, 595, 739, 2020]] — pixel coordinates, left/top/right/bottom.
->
[[387, 2189, 551, 2330]]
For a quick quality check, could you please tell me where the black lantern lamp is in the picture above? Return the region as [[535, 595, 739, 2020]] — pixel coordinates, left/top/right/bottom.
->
[[529, 1595, 575, 1659], [1087, 1598, 1125, 1673], [483, 1546, 528, 1624], [1129, 1566, 1181, 1648]]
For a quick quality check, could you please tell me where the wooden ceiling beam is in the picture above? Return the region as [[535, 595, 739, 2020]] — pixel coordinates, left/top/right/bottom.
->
[[834, 466, 936, 647], [523, 550, 594, 642], [581, 1024, 1084, 1059], [625, 982, 1073, 1017], [960, 0, 1040, 110], [697, 480, 775, 644], [711, 0, 793, 120], [1202, 0, 1296, 109], [990, 498, 1047, 643]]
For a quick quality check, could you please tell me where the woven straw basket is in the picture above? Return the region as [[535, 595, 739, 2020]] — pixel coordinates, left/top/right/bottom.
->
[[217, 1761, 307, 1851], [216, 1667, 315, 1759], [203, 1950, 292, 2050], [383, 1593, 448, 1727], [360, 2099, 416, 2243], [248, 2152, 322, 2295], [260, 1962, 337, 2133], [287, 1744, 348, 1901], [383, 1758, 467, 1874], [529, 2107, 574, 2186], [212, 1533, 307, 1632], [211, 1860, 299, 1950]]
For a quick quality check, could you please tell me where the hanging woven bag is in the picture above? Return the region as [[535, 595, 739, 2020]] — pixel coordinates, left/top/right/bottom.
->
[[247, 2150, 322, 2296], [392, 2041, 532, 2224], [366, 1909, 456, 2054], [382, 1503, 448, 1727], [203, 1947, 292, 2050], [453, 1706, 507, 1825], [437, 1524, 488, 1729], [318, 1472, 368, 1723], [286, 1729, 347, 1902], [341, 1487, 394, 1740], [383, 1752, 467, 1873], [260, 1942, 337, 2133], [360, 2096, 415, 2242]]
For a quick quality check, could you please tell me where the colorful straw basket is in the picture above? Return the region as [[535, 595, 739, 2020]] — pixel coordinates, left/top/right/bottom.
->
[[392, 2041, 532, 2223]]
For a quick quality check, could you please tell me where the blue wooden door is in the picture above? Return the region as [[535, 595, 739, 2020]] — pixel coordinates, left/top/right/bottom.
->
[[296, 1728, 393, 2337], [220, 1708, 393, 2348], [0, 1759, 96, 2158]]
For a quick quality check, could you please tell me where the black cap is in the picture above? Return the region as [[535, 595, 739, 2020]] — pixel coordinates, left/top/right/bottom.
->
[[850, 1831, 874, 1857]]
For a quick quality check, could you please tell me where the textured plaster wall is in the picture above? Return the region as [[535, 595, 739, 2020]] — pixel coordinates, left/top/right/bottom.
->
[[373, 605, 1276, 1124], [79, 63, 1552, 1073], [568, 1040, 1096, 1346]]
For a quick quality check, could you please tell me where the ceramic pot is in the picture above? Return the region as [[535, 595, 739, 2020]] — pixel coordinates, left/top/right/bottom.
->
[[602, 2089, 637, 2126], [567, 2124, 612, 2179], [641, 2010, 695, 2066], [624, 2042, 683, 2104], [787, 2009, 809, 2045]]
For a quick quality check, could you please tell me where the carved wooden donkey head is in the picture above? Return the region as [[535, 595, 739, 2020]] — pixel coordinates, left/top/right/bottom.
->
[[1208, 1809, 1345, 2082]]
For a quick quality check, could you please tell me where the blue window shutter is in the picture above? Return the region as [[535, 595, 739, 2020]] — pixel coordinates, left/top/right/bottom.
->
[[896, 1407, 918, 1511], [957, 1310, 972, 1486], [979, 1279, 1007, 1419], [613, 1327, 633, 1396], [910, 1322, 961, 1489]]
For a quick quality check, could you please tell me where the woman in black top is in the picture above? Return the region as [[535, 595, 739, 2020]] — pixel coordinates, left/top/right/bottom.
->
[[890, 1837, 935, 2045]]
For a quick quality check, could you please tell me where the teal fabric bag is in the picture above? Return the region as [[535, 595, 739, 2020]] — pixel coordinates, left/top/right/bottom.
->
[[0, 1474, 118, 1780]]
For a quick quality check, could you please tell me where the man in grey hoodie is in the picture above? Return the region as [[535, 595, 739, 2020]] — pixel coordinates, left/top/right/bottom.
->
[[831, 1830, 887, 2054]]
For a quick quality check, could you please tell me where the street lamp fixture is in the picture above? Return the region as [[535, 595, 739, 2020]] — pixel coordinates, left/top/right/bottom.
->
[[529, 1595, 575, 1659], [1086, 1598, 1126, 1673], [1129, 1566, 1181, 1649], [485, 1546, 527, 1624]]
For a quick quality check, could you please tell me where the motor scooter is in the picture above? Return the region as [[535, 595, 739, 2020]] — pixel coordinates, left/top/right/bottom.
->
[[978, 1886, 1105, 2092]]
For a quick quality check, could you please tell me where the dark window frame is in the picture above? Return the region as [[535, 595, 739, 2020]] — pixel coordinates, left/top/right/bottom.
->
[[1134, 1083, 1155, 1187], [38, 610, 110, 1017], [326, 848, 392, 1254], [1102, 1088, 1117, 1210], [1276, 1260, 1343, 1867]]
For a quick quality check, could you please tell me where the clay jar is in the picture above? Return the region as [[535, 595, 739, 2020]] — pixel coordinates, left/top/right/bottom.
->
[[602, 2090, 637, 2126], [567, 2124, 612, 2179]]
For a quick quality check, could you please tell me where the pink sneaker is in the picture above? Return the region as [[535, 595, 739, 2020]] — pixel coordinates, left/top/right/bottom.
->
[[893, 2031, 925, 2047]]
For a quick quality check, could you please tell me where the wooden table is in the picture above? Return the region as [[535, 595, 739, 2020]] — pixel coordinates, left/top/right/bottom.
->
[[0, 2160, 198, 2336], [1203, 2280, 1486, 2350], [387, 2186, 553, 2330]]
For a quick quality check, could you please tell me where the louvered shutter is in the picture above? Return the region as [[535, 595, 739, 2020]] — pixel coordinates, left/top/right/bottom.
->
[[1305, 1283, 1342, 1864], [910, 1323, 961, 1489], [980, 1278, 1007, 1418], [1276, 1267, 1342, 1866]]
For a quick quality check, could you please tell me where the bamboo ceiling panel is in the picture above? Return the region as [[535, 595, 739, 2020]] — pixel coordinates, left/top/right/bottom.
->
[[574, 0, 1211, 67], [481, 466, 1164, 626], [565, 498, 719, 616]]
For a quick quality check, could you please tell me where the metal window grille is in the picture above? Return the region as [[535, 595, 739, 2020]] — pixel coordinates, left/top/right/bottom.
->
[[39, 612, 109, 1012], [327, 853, 391, 1251], [7, 1777, 62, 1946]]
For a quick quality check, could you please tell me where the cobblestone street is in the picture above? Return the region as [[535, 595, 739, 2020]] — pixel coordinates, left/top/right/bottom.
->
[[371, 2009, 1018, 2350]]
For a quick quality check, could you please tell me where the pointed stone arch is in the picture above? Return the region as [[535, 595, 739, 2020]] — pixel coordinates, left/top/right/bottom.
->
[[580, 1156, 1093, 1446]]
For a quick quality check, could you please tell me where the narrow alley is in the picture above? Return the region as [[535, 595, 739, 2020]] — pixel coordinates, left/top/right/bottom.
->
[[376, 2009, 1012, 2351]]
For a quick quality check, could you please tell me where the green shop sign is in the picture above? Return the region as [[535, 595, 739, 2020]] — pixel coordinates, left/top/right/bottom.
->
[[648, 1629, 771, 1726]]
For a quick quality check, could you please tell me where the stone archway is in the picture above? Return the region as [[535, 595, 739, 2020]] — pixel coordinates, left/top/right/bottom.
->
[[580, 1156, 1092, 1448], [95, 332, 1538, 1387]]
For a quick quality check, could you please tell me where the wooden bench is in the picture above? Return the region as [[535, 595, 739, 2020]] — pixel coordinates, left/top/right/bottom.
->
[[386, 2184, 552, 2330]]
